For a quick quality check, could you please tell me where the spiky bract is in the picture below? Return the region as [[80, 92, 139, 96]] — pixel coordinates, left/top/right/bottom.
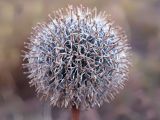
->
[[22, 5, 130, 109]]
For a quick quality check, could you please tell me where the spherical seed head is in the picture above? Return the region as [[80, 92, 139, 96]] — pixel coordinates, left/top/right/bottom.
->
[[22, 5, 131, 109]]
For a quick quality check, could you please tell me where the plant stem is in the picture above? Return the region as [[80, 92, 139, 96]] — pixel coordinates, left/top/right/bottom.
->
[[71, 106, 80, 120]]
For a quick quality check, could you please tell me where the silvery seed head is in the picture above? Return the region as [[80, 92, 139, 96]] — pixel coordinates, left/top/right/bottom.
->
[[22, 5, 131, 109]]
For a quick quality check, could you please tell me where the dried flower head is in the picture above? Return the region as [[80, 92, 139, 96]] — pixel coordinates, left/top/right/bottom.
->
[[22, 5, 131, 109]]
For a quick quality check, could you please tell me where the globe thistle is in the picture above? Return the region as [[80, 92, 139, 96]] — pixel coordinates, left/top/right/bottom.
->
[[22, 5, 131, 109]]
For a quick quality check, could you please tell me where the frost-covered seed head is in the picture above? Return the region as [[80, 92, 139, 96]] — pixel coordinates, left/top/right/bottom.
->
[[22, 5, 131, 109]]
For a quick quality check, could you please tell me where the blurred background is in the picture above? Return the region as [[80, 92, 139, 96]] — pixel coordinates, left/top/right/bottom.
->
[[0, 0, 160, 120]]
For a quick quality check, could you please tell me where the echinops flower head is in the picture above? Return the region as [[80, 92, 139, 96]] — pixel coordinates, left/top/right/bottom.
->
[[22, 5, 131, 109]]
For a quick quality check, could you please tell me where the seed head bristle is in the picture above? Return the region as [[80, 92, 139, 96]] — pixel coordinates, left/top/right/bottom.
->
[[22, 5, 131, 109]]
